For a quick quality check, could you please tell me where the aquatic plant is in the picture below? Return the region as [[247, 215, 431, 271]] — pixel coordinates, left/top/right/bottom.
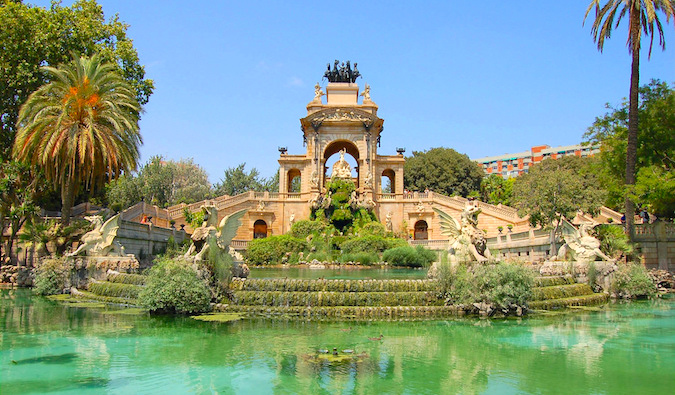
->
[[138, 259, 211, 314]]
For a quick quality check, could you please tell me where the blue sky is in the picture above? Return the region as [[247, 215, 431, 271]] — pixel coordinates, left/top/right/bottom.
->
[[34, 1, 674, 183]]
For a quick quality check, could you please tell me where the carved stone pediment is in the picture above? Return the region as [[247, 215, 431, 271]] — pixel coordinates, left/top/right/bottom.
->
[[301, 108, 383, 131]]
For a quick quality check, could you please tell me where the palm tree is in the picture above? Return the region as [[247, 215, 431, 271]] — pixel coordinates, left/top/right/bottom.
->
[[13, 54, 141, 225], [584, 0, 675, 237]]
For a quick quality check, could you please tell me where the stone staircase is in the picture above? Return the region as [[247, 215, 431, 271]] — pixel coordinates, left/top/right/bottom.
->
[[218, 278, 461, 319], [529, 275, 608, 310], [71, 272, 144, 306], [69, 273, 609, 316]]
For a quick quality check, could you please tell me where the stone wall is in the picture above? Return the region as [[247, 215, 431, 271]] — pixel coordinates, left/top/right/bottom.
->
[[634, 222, 675, 271], [115, 220, 187, 260]]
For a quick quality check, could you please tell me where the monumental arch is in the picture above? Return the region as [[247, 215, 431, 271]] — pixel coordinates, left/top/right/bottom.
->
[[141, 63, 622, 259]]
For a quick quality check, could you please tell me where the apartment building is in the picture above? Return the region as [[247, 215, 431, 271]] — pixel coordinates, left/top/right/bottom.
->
[[474, 144, 600, 179]]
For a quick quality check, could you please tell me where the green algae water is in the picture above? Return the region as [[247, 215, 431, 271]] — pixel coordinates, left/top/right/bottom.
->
[[1, 289, 673, 394]]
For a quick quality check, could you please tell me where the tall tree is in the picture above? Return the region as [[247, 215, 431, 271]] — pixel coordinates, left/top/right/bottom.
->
[[105, 156, 214, 210], [584, 0, 675, 236], [404, 147, 483, 197], [585, 80, 675, 219], [480, 174, 515, 206], [214, 163, 265, 196], [513, 156, 606, 255], [0, 0, 153, 160], [0, 161, 43, 265], [13, 54, 141, 225]]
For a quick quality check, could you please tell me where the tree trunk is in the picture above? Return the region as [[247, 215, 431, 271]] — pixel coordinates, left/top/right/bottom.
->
[[625, 10, 640, 240], [61, 177, 75, 226]]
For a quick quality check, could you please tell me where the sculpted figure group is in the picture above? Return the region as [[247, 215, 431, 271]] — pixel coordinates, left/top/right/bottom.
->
[[435, 199, 493, 263], [184, 205, 247, 263], [68, 214, 127, 257], [323, 60, 361, 83]]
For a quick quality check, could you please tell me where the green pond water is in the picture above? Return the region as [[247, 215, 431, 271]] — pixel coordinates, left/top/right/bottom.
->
[[1, 289, 674, 395], [249, 267, 428, 280]]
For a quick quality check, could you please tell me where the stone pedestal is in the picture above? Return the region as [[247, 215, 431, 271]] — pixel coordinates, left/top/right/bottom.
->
[[326, 83, 359, 105]]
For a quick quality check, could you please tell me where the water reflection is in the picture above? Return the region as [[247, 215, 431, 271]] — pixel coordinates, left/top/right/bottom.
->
[[1, 289, 674, 394]]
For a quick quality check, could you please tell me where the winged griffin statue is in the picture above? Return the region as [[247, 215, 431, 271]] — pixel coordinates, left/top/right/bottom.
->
[[434, 200, 493, 263], [554, 220, 613, 262], [184, 205, 247, 262], [67, 214, 127, 257]]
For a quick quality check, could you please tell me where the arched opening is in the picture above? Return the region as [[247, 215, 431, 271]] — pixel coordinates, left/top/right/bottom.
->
[[381, 169, 395, 194], [253, 219, 268, 239], [414, 220, 428, 240], [323, 140, 360, 183], [287, 168, 301, 193]]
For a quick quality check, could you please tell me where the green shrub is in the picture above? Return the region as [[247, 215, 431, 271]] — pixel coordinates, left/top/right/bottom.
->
[[435, 262, 535, 308], [596, 224, 633, 259], [340, 251, 380, 265], [138, 259, 211, 314], [340, 235, 390, 254], [436, 262, 473, 304], [470, 263, 535, 307], [34, 257, 72, 296], [246, 235, 308, 265], [306, 251, 330, 262], [360, 222, 386, 237], [290, 220, 326, 238], [611, 263, 657, 298], [383, 245, 436, 267]]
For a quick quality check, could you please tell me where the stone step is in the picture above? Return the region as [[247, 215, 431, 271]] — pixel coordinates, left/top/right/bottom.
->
[[230, 290, 442, 307], [532, 284, 594, 301], [72, 288, 139, 306], [529, 293, 609, 310], [87, 280, 142, 299], [106, 272, 147, 286], [230, 278, 436, 293], [534, 275, 575, 287], [216, 304, 462, 319]]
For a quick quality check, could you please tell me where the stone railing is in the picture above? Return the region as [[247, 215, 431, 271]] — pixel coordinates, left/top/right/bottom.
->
[[377, 193, 397, 201], [633, 222, 675, 241], [287, 193, 302, 199], [115, 220, 187, 259], [230, 240, 249, 250], [409, 239, 449, 250]]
